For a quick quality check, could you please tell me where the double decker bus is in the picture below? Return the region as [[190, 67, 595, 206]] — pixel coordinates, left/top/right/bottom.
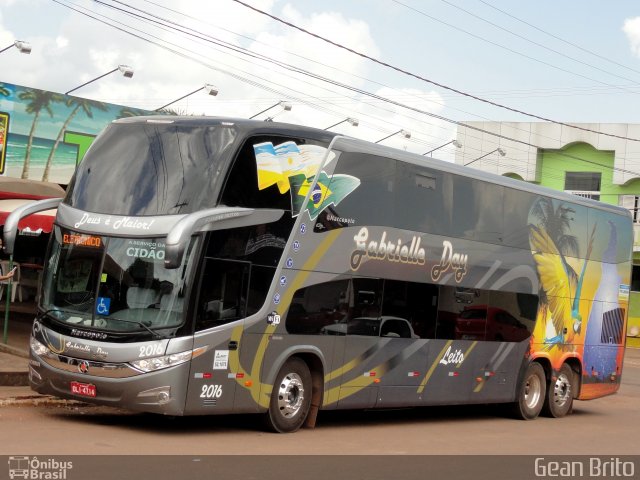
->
[[6, 117, 632, 433]]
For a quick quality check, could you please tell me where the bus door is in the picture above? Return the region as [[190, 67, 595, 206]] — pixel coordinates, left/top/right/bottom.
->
[[415, 286, 486, 405], [374, 280, 435, 408], [420, 287, 535, 405], [184, 258, 250, 414], [333, 278, 382, 409], [337, 278, 430, 409]]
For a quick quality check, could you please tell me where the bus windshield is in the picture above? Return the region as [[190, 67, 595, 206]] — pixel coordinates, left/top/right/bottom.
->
[[41, 226, 198, 333], [64, 122, 239, 216]]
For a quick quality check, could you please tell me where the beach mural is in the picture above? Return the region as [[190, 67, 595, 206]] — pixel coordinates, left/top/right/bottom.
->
[[0, 81, 154, 184]]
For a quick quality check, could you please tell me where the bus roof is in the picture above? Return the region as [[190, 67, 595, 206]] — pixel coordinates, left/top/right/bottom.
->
[[329, 135, 632, 219], [113, 116, 631, 219], [113, 115, 338, 144]]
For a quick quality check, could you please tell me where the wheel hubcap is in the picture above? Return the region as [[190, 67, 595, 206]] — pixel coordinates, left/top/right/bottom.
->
[[277, 372, 305, 418], [553, 373, 572, 408], [524, 373, 541, 409]]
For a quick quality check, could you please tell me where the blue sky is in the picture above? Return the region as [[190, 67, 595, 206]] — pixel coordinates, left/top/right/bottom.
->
[[1, 0, 640, 159]]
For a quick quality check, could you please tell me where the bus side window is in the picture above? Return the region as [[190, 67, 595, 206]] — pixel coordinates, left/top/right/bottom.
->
[[196, 258, 249, 331], [487, 291, 537, 342], [220, 135, 328, 212], [380, 280, 438, 339], [436, 286, 489, 341], [285, 280, 351, 335]]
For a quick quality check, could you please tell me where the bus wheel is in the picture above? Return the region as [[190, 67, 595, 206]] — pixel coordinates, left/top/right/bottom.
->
[[542, 364, 574, 418], [265, 358, 312, 433], [512, 362, 546, 420]]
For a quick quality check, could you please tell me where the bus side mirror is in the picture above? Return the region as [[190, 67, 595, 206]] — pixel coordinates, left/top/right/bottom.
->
[[164, 207, 284, 268]]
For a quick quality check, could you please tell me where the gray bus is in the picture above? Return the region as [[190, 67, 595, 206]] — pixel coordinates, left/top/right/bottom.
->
[[6, 117, 632, 432]]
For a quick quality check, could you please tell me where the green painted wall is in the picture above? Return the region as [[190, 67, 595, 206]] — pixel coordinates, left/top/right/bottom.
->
[[538, 142, 640, 206]]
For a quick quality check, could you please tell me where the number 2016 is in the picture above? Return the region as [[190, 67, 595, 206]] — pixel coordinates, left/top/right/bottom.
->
[[139, 344, 163, 357], [200, 384, 223, 398]]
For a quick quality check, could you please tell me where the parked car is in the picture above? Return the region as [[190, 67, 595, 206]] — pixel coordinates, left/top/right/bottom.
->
[[455, 305, 531, 342], [321, 316, 419, 338]]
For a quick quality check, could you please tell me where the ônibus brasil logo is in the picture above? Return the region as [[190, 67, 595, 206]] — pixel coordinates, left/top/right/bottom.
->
[[8, 456, 73, 479]]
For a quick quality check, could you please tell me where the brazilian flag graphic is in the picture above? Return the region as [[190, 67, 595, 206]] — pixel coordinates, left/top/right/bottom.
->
[[289, 171, 360, 219]]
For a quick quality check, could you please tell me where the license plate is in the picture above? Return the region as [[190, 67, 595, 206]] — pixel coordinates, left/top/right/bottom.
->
[[70, 381, 96, 398]]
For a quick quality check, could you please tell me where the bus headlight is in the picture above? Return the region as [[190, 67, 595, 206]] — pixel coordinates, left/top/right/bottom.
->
[[30, 337, 50, 357], [129, 350, 194, 373]]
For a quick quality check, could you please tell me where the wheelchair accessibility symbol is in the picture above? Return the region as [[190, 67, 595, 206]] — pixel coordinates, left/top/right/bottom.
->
[[96, 297, 111, 315]]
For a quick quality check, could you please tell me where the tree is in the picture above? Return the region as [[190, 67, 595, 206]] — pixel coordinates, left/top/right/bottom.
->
[[116, 106, 147, 119], [155, 107, 181, 116], [42, 97, 108, 182], [18, 89, 63, 179], [530, 197, 579, 261]]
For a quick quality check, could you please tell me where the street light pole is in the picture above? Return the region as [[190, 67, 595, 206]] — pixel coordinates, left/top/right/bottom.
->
[[249, 101, 292, 119], [465, 148, 506, 166], [155, 84, 218, 111], [0, 40, 32, 55], [324, 117, 359, 130], [375, 129, 411, 144], [422, 139, 462, 156], [65, 64, 134, 95]]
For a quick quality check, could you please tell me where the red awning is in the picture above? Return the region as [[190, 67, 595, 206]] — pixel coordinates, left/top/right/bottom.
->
[[0, 198, 57, 235], [0, 176, 66, 200]]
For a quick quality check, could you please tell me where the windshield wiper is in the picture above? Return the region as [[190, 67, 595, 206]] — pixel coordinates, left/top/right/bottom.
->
[[100, 317, 167, 340], [39, 307, 169, 340], [36, 308, 71, 322]]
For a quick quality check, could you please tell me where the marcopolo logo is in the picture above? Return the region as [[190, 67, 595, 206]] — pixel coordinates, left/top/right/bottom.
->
[[8, 456, 73, 479]]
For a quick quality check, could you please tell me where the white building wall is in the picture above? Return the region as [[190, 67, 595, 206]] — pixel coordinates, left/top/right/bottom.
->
[[455, 122, 640, 185]]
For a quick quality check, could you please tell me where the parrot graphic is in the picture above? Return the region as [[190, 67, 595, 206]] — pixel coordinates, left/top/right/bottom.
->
[[529, 221, 596, 347]]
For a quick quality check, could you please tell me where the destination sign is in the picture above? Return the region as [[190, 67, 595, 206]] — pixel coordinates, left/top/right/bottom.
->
[[62, 233, 102, 248]]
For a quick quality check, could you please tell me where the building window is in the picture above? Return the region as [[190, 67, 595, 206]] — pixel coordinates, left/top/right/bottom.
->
[[564, 172, 601, 200], [631, 265, 640, 292], [620, 195, 640, 224]]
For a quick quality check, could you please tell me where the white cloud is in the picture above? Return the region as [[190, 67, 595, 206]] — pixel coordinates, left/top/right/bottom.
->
[[623, 17, 640, 56], [0, 0, 452, 153], [55, 36, 69, 49]]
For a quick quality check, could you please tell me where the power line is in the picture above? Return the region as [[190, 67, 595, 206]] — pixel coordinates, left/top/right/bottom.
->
[[424, 0, 640, 88], [89, 0, 475, 142], [230, 0, 640, 142], [54, 0, 443, 146], [51, 0, 640, 178], [477, 0, 640, 78], [94, 0, 625, 150]]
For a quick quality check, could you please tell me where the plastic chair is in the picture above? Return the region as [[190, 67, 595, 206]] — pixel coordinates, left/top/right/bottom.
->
[[0, 261, 22, 302]]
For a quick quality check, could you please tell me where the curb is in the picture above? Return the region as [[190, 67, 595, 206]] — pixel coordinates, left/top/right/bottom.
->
[[0, 395, 88, 408], [0, 371, 29, 386], [0, 342, 30, 359]]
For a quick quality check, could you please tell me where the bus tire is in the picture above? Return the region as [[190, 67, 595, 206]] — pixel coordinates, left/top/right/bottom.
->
[[512, 362, 546, 420], [542, 363, 574, 418], [265, 357, 312, 433]]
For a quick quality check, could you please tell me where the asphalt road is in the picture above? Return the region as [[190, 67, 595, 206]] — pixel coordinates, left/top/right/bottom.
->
[[0, 354, 639, 457]]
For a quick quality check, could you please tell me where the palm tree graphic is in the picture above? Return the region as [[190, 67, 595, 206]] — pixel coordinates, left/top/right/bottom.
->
[[18, 88, 63, 179], [529, 197, 596, 345], [42, 97, 108, 182], [0, 83, 10, 98]]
